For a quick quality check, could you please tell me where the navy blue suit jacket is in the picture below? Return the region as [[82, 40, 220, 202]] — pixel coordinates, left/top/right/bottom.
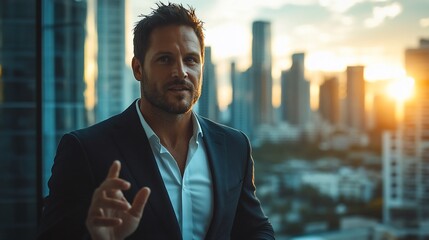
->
[[37, 101, 274, 240]]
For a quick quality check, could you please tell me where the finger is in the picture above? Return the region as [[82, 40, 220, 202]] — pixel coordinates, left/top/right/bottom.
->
[[97, 178, 130, 193], [91, 217, 123, 227], [107, 160, 121, 179], [128, 187, 151, 218], [95, 197, 131, 212], [88, 207, 104, 218], [90, 179, 130, 212]]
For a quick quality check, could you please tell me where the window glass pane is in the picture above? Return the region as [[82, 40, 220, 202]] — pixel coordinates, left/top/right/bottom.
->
[[42, 0, 91, 196], [0, 0, 37, 238]]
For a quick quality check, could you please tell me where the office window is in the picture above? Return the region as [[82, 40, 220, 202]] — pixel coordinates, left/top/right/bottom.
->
[[0, 0, 38, 238]]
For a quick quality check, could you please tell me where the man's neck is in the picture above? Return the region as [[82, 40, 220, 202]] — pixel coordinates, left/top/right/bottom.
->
[[139, 100, 194, 175], [139, 101, 194, 149]]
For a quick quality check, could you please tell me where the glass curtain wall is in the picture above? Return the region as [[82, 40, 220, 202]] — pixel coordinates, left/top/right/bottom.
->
[[42, 0, 90, 196], [0, 1, 38, 238], [0, 0, 94, 238]]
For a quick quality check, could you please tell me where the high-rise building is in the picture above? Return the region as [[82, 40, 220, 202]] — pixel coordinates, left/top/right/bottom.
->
[[346, 66, 366, 132], [251, 21, 273, 126], [197, 46, 219, 121], [373, 94, 396, 131], [230, 62, 253, 137], [0, 1, 38, 237], [42, 0, 91, 192], [96, 0, 126, 121], [280, 53, 311, 127], [1, 0, 92, 238], [319, 76, 340, 126], [405, 38, 429, 82], [382, 39, 429, 238], [371, 94, 396, 150]]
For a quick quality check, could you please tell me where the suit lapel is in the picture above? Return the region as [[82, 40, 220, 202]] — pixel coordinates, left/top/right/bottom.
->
[[108, 105, 229, 239], [198, 116, 228, 239], [111, 102, 181, 239]]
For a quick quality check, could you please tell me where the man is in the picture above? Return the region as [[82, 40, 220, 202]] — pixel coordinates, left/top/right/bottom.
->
[[37, 3, 274, 240]]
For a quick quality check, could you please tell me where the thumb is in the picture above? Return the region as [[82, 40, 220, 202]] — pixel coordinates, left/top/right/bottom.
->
[[128, 187, 151, 219]]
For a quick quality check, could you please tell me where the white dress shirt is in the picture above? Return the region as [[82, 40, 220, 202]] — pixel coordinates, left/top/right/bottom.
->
[[135, 101, 214, 239]]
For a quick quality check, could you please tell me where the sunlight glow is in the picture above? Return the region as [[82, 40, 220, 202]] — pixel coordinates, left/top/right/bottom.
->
[[365, 64, 405, 81], [205, 24, 249, 61], [84, 0, 98, 124], [386, 76, 415, 102], [306, 51, 345, 72]]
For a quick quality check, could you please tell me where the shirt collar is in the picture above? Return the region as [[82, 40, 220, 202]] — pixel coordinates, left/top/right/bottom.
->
[[135, 99, 203, 145]]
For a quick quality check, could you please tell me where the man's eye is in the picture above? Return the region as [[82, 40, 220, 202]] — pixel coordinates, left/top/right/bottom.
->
[[184, 57, 198, 64], [158, 56, 170, 63]]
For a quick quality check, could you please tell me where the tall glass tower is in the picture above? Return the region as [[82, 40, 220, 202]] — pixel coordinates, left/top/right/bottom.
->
[[96, 0, 127, 121], [42, 0, 91, 194], [281, 53, 311, 127], [230, 63, 253, 137], [0, 1, 38, 238], [198, 46, 219, 121], [382, 39, 429, 238], [346, 65, 366, 132], [251, 21, 273, 126]]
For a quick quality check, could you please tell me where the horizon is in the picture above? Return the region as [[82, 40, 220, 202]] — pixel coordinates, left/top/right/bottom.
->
[[127, 0, 429, 109]]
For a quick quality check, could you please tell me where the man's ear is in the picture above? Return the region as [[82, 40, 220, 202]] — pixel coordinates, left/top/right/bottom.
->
[[131, 57, 143, 81]]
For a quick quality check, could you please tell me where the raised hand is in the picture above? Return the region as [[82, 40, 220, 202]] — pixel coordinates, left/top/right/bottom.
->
[[86, 160, 151, 240]]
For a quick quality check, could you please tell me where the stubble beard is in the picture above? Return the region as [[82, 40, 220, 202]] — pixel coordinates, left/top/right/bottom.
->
[[141, 73, 201, 114]]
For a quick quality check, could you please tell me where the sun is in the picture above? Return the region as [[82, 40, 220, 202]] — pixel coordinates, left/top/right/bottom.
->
[[386, 76, 415, 102]]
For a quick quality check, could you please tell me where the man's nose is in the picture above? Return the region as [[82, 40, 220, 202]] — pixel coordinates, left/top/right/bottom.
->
[[172, 60, 188, 79]]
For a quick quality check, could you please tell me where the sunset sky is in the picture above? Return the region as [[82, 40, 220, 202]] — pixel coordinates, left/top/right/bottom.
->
[[128, 0, 429, 108]]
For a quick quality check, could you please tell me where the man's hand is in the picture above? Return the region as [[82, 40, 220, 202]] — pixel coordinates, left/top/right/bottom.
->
[[86, 160, 151, 240]]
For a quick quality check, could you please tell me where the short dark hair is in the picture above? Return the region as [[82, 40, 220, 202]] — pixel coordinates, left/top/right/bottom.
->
[[133, 2, 205, 64]]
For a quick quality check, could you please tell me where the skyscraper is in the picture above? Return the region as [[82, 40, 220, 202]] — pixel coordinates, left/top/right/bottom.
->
[[382, 38, 429, 238], [230, 62, 253, 137], [319, 76, 340, 126], [1, 0, 96, 236], [198, 46, 219, 121], [0, 1, 38, 237], [42, 0, 91, 193], [281, 53, 311, 127], [96, 0, 126, 121], [251, 21, 273, 126], [373, 94, 396, 131], [346, 66, 366, 132]]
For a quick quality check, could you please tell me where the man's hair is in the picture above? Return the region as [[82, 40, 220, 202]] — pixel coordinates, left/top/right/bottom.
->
[[133, 2, 205, 64]]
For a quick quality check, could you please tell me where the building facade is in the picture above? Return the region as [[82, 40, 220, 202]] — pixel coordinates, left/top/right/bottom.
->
[[96, 0, 127, 121], [382, 38, 429, 239], [198, 46, 219, 121], [1, 0, 92, 238], [251, 21, 273, 126], [230, 62, 253, 137], [319, 76, 340, 127], [281, 53, 311, 127], [346, 66, 366, 132]]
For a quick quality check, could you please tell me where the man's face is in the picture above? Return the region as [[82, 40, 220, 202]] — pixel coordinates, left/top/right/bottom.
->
[[138, 25, 203, 114]]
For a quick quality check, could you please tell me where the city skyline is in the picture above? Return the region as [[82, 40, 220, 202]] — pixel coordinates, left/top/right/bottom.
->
[[1, 1, 427, 238], [129, 0, 429, 109]]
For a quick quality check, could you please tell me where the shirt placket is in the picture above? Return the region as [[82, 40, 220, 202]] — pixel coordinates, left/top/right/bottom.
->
[[182, 137, 198, 240]]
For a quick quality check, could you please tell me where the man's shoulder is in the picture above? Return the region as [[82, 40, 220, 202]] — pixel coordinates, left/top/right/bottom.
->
[[71, 102, 137, 140], [197, 115, 248, 140]]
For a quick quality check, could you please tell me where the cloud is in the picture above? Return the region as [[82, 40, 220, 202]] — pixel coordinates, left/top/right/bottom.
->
[[420, 17, 429, 28], [364, 2, 402, 28], [319, 0, 365, 13]]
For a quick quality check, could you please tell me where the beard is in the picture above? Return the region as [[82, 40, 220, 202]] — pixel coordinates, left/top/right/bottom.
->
[[141, 72, 201, 114]]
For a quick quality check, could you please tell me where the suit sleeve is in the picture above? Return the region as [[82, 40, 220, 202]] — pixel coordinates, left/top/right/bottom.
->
[[231, 133, 275, 240], [37, 133, 95, 240]]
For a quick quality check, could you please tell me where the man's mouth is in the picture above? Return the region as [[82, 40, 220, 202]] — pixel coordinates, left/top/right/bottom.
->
[[169, 87, 188, 91], [167, 84, 192, 92]]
